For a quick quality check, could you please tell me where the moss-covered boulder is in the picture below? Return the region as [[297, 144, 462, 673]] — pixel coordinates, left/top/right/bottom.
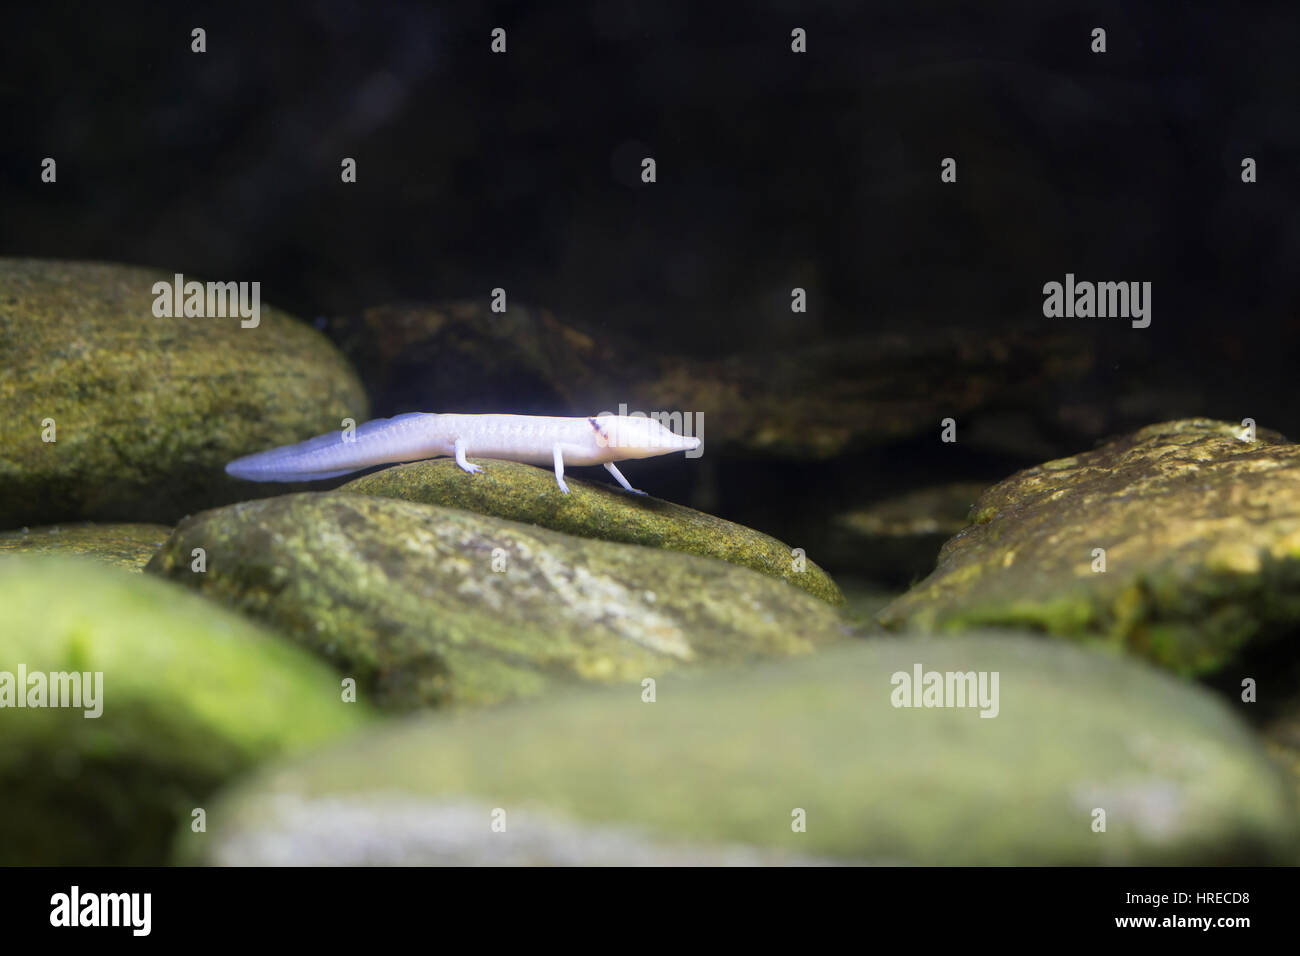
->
[[0, 556, 368, 865], [182, 633, 1296, 865], [878, 419, 1300, 676], [341, 458, 842, 604], [146, 492, 849, 710], [0, 522, 171, 571], [0, 258, 368, 528]]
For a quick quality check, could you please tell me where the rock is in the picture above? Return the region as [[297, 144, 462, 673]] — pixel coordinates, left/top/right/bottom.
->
[[0, 523, 171, 571], [321, 301, 637, 419], [637, 328, 1093, 459], [145, 492, 849, 710], [182, 633, 1297, 865], [821, 482, 991, 585], [0, 556, 368, 865], [1261, 677, 1300, 841], [340, 458, 842, 604], [836, 577, 905, 630], [1264, 718, 1300, 823], [0, 258, 368, 528], [878, 419, 1300, 676]]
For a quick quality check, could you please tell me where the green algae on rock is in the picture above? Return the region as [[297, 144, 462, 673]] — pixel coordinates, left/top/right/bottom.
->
[[181, 633, 1297, 865], [145, 492, 849, 710], [877, 419, 1300, 676], [341, 457, 843, 604], [0, 522, 172, 571], [0, 556, 369, 865], [0, 258, 368, 528]]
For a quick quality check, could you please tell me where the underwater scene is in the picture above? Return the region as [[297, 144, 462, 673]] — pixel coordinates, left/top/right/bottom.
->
[[1, 2, 1298, 892]]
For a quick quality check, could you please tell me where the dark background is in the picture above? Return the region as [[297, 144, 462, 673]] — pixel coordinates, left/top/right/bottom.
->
[[3, 2, 1296, 347], [3, 0, 1299, 567]]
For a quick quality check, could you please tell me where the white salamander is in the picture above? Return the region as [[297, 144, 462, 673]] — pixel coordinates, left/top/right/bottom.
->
[[225, 412, 702, 495]]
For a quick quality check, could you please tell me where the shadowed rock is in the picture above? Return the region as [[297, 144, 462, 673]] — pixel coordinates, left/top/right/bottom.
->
[[821, 481, 993, 586], [323, 302, 1094, 458]]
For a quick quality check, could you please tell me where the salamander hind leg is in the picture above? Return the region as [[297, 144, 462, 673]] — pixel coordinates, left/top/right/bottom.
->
[[552, 444, 570, 495], [604, 462, 646, 495], [453, 437, 484, 475]]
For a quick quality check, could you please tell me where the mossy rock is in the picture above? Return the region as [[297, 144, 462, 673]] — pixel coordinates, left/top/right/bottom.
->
[[879, 419, 1300, 675], [0, 556, 369, 864], [0, 522, 171, 571], [341, 458, 842, 604], [183, 633, 1296, 865], [0, 258, 368, 528], [145, 492, 849, 710]]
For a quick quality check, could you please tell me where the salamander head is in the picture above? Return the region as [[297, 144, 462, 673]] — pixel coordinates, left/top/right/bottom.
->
[[589, 414, 701, 460]]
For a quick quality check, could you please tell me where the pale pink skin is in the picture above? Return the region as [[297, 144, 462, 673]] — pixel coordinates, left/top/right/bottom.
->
[[225, 413, 702, 495]]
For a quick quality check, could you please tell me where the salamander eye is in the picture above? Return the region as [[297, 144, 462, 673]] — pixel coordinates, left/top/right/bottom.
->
[[588, 416, 610, 445]]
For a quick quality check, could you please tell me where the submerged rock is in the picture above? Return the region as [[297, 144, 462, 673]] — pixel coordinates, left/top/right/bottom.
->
[[878, 420, 1300, 676], [183, 633, 1296, 865], [0, 258, 368, 528], [1265, 715, 1300, 820], [341, 458, 842, 604], [1262, 671, 1300, 831], [0, 556, 368, 865], [638, 328, 1093, 459], [320, 301, 630, 418], [836, 577, 905, 630], [145, 493, 849, 710], [821, 481, 992, 585], [0, 523, 171, 571]]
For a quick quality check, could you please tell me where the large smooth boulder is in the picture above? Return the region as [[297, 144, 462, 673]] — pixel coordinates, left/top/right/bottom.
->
[[183, 634, 1297, 865], [341, 458, 842, 604], [146, 492, 850, 710]]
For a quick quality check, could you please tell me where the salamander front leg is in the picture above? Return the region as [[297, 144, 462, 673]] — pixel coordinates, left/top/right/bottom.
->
[[604, 462, 646, 495], [552, 445, 570, 494], [454, 438, 484, 475]]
